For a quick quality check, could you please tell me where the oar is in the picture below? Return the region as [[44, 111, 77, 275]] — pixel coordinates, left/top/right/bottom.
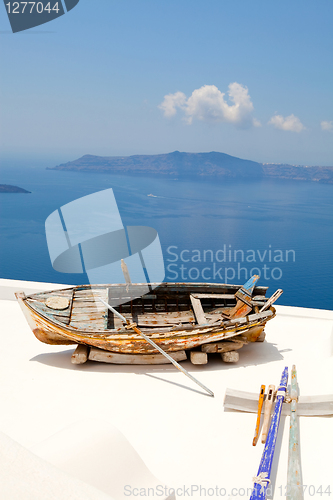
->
[[252, 385, 266, 446], [98, 297, 214, 397], [249, 366, 288, 500], [121, 259, 131, 288], [286, 365, 303, 500], [261, 384, 275, 444], [260, 289, 283, 312]]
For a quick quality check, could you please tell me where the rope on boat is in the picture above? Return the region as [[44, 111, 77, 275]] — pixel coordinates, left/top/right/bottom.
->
[[252, 472, 271, 494], [125, 322, 137, 330]]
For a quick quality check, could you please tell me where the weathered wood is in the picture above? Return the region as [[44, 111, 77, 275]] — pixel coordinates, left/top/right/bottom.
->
[[261, 384, 275, 444], [16, 281, 277, 360], [132, 311, 195, 326], [225, 275, 260, 319], [260, 288, 283, 312], [71, 344, 90, 364], [287, 365, 303, 500], [256, 330, 266, 342], [225, 309, 274, 326], [98, 297, 215, 397], [250, 367, 288, 500], [69, 302, 106, 311], [155, 282, 268, 294], [121, 259, 131, 284], [106, 309, 199, 329], [25, 303, 70, 322], [190, 295, 207, 325], [192, 294, 235, 300], [70, 288, 108, 330], [27, 299, 70, 321], [45, 296, 70, 310], [89, 347, 187, 365], [201, 341, 244, 353], [241, 325, 265, 342], [221, 351, 239, 363], [26, 295, 72, 325], [74, 289, 109, 298], [253, 385, 266, 446], [70, 316, 107, 330], [190, 351, 208, 365], [223, 388, 333, 416], [252, 295, 268, 302], [29, 289, 73, 298]]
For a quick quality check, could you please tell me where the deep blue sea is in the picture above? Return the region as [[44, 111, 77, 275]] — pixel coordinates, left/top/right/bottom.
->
[[1, 161, 332, 310]]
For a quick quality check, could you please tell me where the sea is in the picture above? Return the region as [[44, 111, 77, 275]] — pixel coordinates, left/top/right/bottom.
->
[[1, 161, 332, 310]]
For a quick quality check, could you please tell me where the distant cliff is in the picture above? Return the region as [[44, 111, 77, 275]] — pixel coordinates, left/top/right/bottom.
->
[[0, 184, 31, 193], [262, 163, 333, 183], [48, 151, 333, 184]]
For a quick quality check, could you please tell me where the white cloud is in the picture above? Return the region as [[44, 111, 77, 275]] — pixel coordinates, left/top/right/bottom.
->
[[158, 91, 187, 118], [268, 114, 305, 132], [321, 120, 333, 131], [253, 118, 262, 127], [159, 83, 258, 128]]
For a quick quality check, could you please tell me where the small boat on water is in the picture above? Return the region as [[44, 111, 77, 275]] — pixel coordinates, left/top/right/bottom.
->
[[15, 276, 282, 364]]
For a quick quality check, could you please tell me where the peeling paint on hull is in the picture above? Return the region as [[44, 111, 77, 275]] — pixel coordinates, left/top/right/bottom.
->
[[15, 283, 276, 356]]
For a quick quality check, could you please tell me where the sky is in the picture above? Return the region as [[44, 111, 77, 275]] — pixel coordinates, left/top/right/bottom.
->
[[0, 0, 332, 166]]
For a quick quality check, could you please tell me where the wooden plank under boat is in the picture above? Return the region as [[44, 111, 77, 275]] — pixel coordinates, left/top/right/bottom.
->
[[15, 280, 279, 360]]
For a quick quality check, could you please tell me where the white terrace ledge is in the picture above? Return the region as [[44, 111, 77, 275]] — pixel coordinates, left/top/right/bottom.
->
[[0, 278, 332, 500]]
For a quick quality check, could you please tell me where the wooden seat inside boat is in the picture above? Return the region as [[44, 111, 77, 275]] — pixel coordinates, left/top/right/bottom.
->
[[26, 288, 74, 326], [69, 287, 109, 330]]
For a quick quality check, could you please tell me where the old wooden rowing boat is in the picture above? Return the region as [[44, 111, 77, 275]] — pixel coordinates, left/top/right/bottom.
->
[[15, 278, 281, 362]]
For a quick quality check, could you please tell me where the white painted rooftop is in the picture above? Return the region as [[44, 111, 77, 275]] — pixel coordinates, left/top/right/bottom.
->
[[1, 279, 332, 499]]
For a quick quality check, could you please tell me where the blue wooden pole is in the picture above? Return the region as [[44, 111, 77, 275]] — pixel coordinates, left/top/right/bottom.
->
[[249, 366, 289, 500]]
